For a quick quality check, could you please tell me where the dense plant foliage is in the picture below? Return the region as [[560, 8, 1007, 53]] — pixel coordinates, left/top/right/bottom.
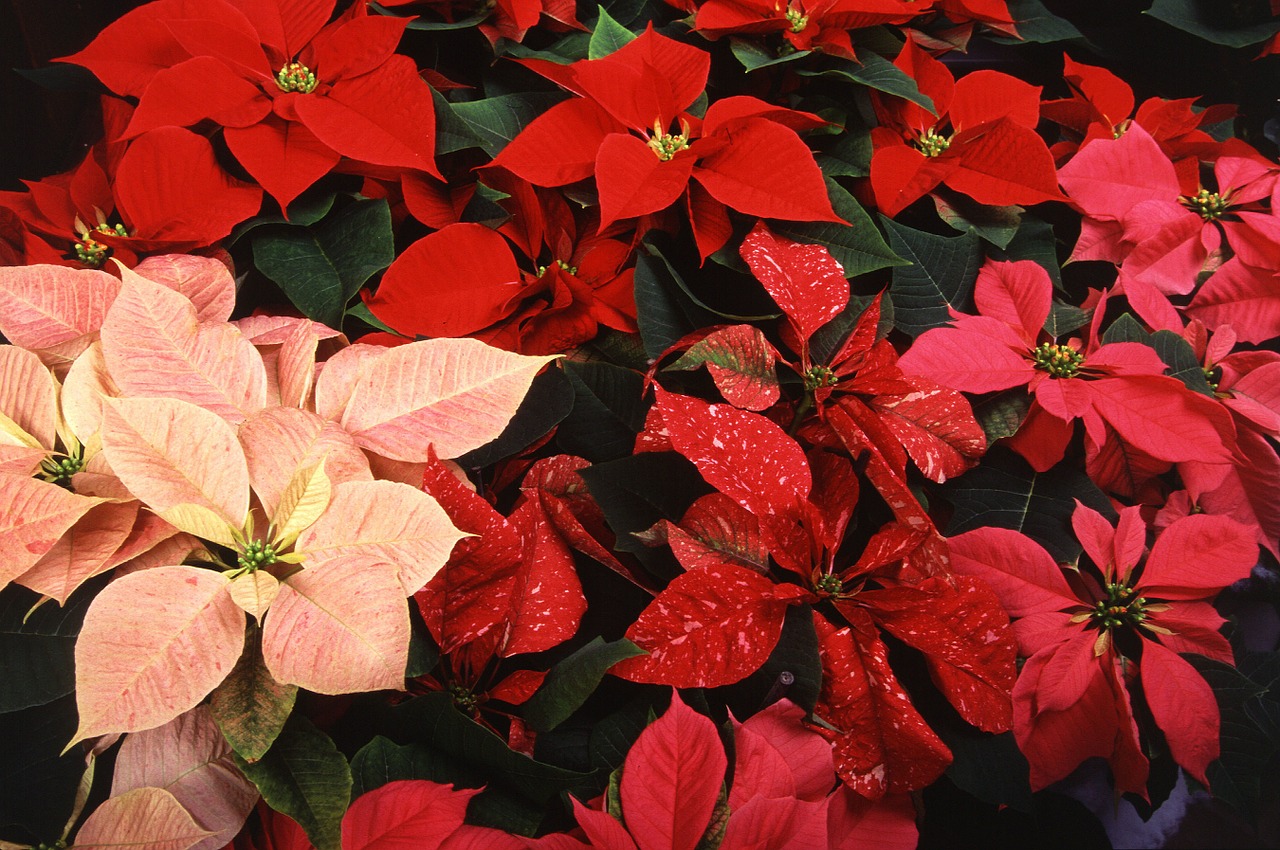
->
[[1, 0, 1278, 847]]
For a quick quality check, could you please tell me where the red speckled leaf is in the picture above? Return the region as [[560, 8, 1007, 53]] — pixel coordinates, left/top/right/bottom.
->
[[859, 576, 1016, 733], [813, 611, 952, 799], [868, 377, 987, 484], [619, 691, 727, 850], [655, 387, 810, 520], [522, 455, 634, 582], [499, 499, 587, 656], [667, 324, 780, 411], [665, 492, 770, 574], [612, 563, 806, 687], [739, 221, 848, 343]]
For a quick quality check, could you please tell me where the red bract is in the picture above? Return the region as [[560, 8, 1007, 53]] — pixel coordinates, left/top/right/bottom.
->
[[868, 39, 1065, 216], [488, 27, 841, 257], [897, 258, 1237, 472], [691, 0, 921, 59], [0, 101, 261, 269], [61, 0, 441, 210], [374, 0, 583, 44], [949, 503, 1260, 795]]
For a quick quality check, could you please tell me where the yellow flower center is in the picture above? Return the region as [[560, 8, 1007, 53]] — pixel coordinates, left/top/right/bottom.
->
[[1182, 188, 1230, 221], [1032, 342, 1084, 378], [647, 118, 692, 161], [914, 127, 952, 157], [276, 62, 318, 93]]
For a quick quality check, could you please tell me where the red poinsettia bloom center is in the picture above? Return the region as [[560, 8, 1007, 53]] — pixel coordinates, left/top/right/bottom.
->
[[914, 127, 952, 158], [73, 215, 130, 267], [646, 118, 692, 161], [1088, 581, 1150, 632], [1031, 342, 1085, 378], [781, 2, 810, 33], [448, 683, 479, 713], [536, 258, 578, 277], [812, 571, 844, 597], [803, 364, 839, 391], [275, 61, 318, 94], [1180, 187, 1231, 221]]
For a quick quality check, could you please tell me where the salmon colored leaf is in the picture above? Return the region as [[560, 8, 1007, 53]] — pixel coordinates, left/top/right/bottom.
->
[[342, 780, 478, 850], [130, 254, 237, 324], [0, 473, 105, 588], [73, 787, 213, 850], [947, 526, 1079, 617], [99, 396, 249, 531], [619, 692, 727, 850], [99, 272, 267, 423], [262, 555, 409, 694], [295, 480, 467, 595], [612, 563, 805, 687], [666, 325, 780, 411], [227, 571, 281, 624], [112, 705, 259, 850], [730, 699, 834, 806], [17, 500, 139, 604], [1139, 513, 1259, 598], [739, 221, 849, 343], [339, 339, 558, 461], [0, 345, 58, 451], [0, 264, 120, 363], [72, 566, 245, 744]]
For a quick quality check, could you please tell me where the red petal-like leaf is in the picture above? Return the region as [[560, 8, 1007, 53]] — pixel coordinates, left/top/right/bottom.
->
[[491, 99, 621, 187], [731, 699, 834, 805], [826, 788, 918, 850], [972, 260, 1051, 342], [612, 563, 801, 687], [666, 324, 780, 411], [596, 134, 695, 229], [739, 221, 848, 344], [225, 116, 340, 212], [1057, 123, 1179, 219], [1186, 258, 1280, 345], [342, 780, 478, 850], [1086, 376, 1235, 465], [1139, 513, 1259, 599], [946, 118, 1066, 208], [947, 526, 1079, 616], [869, 377, 987, 483], [572, 26, 710, 131], [665, 492, 770, 574], [620, 691, 727, 850], [1140, 641, 1219, 786]]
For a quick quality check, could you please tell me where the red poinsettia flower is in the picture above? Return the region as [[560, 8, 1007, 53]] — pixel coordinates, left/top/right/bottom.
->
[[868, 39, 1065, 216], [896, 258, 1237, 472], [949, 503, 1260, 796], [691, 0, 921, 59], [488, 26, 841, 258], [60, 0, 441, 210], [1058, 123, 1280, 334], [0, 100, 261, 269]]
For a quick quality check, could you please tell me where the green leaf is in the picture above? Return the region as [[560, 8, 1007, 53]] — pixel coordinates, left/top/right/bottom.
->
[[404, 602, 439, 680], [716, 603, 822, 714], [798, 52, 935, 114], [881, 216, 981, 337], [433, 87, 485, 155], [1187, 654, 1280, 816], [995, 213, 1063, 289], [634, 251, 708, 361], [345, 301, 405, 337], [524, 638, 647, 733], [349, 736, 438, 799], [0, 581, 96, 712], [972, 390, 1031, 446], [1146, 0, 1280, 47], [942, 730, 1032, 811], [235, 714, 352, 850], [1151, 330, 1215, 395], [229, 191, 337, 243], [932, 192, 1024, 250], [457, 365, 575, 468], [1101, 313, 1150, 346], [816, 129, 873, 178], [730, 39, 811, 71], [992, 0, 1086, 43], [1043, 301, 1090, 338], [588, 696, 657, 772], [210, 626, 298, 764], [941, 447, 1114, 562], [774, 177, 905, 278], [589, 5, 636, 58], [451, 92, 570, 157], [252, 199, 394, 329], [556, 361, 648, 462], [370, 1, 488, 29]]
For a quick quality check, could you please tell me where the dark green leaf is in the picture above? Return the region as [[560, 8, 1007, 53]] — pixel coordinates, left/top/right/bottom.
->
[[1101, 313, 1151, 346], [235, 714, 351, 850], [456, 365, 575, 468], [1151, 330, 1215, 395], [451, 93, 570, 157], [816, 129, 873, 178], [0, 581, 97, 712], [881, 217, 981, 336], [642, 236, 781, 323], [774, 178, 905, 278], [992, 0, 1087, 43], [588, 697, 657, 772], [942, 447, 1114, 562], [730, 39, 811, 71], [716, 604, 822, 715], [1187, 654, 1279, 816], [943, 730, 1033, 811], [252, 199, 394, 329], [433, 87, 485, 155], [349, 736, 439, 799], [1146, 0, 1280, 47], [404, 602, 439, 679], [0, 694, 82, 845], [524, 638, 647, 733], [210, 625, 298, 764], [597, 0, 650, 27], [229, 191, 337, 243], [634, 252, 707, 361], [973, 390, 1031, 446], [345, 301, 405, 337], [370, 1, 488, 29], [589, 5, 636, 58], [798, 53, 936, 114], [933, 192, 1023, 250], [556, 361, 648, 462], [1044, 301, 1091, 338]]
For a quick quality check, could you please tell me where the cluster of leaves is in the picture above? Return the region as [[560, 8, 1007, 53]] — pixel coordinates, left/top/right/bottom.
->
[[1, 0, 1278, 848]]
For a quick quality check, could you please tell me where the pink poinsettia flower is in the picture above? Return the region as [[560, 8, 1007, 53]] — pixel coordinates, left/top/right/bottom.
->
[[896, 258, 1236, 472], [949, 503, 1260, 797], [60, 0, 442, 210], [1057, 122, 1280, 332]]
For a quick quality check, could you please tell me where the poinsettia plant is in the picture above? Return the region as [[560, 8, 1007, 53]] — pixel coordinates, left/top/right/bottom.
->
[[1, 0, 1279, 848]]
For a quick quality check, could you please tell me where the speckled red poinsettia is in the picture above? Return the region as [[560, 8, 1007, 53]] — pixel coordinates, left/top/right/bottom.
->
[[60, 0, 441, 210]]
